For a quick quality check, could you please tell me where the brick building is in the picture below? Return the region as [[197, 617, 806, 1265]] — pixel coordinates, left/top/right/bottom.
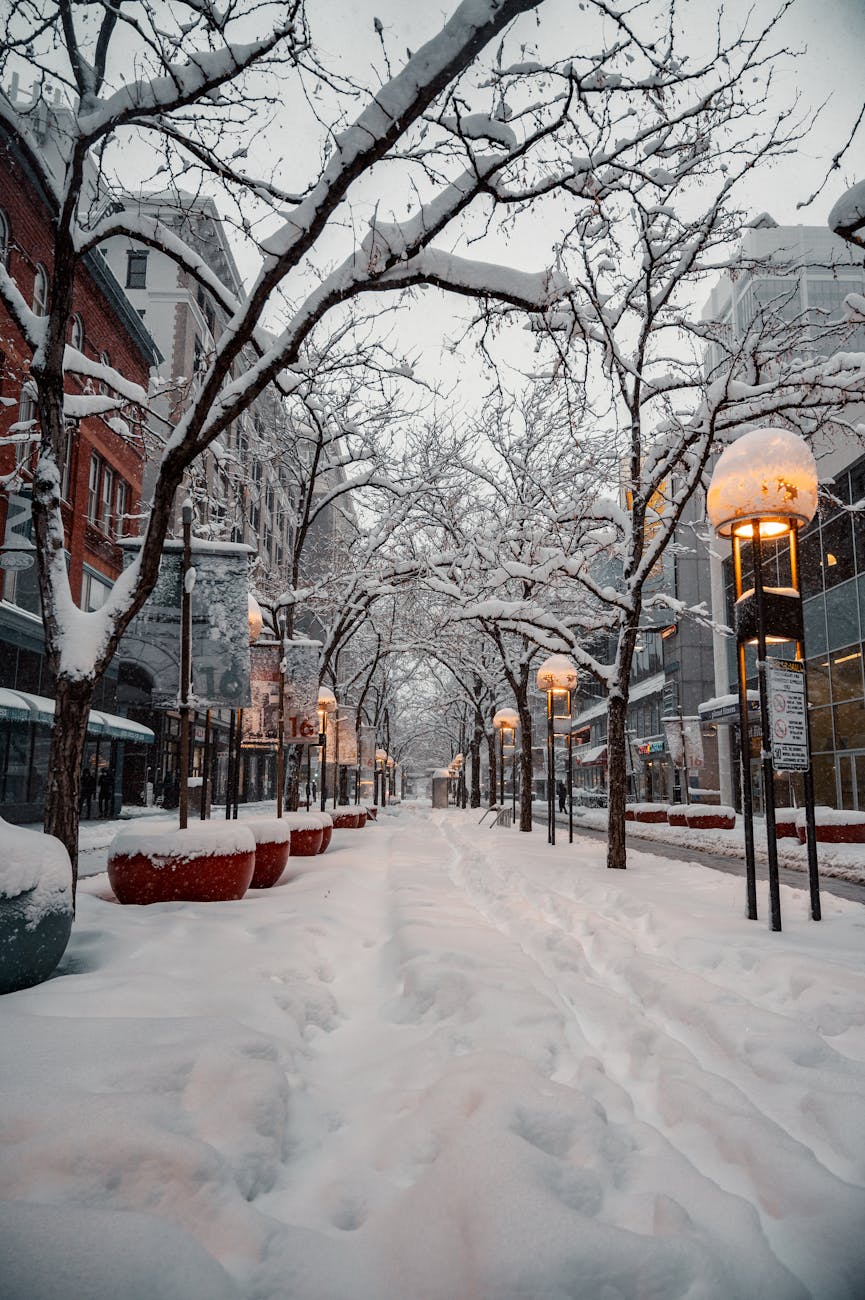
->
[[0, 125, 159, 822]]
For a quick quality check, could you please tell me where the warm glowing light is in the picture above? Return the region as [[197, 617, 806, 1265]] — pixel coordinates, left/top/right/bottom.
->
[[706, 427, 818, 538], [536, 654, 579, 692], [247, 594, 264, 643], [375, 748, 387, 765], [826, 553, 838, 567], [493, 708, 519, 731], [317, 687, 337, 713]]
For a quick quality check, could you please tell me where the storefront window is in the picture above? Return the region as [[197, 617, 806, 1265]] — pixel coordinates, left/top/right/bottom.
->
[[811, 754, 837, 808], [824, 583, 861, 652], [820, 512, 855, 589], [803, 596, 827, 658], [797, 528, 822, 600], [828, 644, 864, 702], [809, 705, 834, 752], [807, 656, 831, 707], [833, 699, 865, 751]]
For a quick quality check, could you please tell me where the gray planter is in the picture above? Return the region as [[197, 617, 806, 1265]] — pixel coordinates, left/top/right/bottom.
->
[[1, 820, 74, 995]]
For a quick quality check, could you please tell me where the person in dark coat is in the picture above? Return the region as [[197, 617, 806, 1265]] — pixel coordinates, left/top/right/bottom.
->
[[98, 768, 114, 818], [80, 768, 95, 819], [557, 780, 567, 813], [153, 771, 164, 805]]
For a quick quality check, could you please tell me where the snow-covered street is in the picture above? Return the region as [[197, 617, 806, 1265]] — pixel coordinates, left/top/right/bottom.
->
[[3, 806, 865, 1299]]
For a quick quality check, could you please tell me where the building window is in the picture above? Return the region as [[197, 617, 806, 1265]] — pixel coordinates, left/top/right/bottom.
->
[[16, 382, 37, 467], [32, 264, 49, 316], [99, 464, 114, 532], [69, 314, 85, 351], [114, 478, 129, 538], [0, 209, 10, 268], [126, 249, 148, 289], [60, 425, 75, 501], [87, 453, 101, 522], [81, 567, 112, 612]]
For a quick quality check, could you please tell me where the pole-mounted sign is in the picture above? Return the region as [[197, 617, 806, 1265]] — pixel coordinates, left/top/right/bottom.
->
[[765, 657, 810, 772]]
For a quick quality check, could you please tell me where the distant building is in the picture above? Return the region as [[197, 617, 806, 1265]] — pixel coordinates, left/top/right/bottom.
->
[[0, 119, 159, 822]]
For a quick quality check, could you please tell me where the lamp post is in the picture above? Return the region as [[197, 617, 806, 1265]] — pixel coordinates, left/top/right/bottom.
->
[[707, 426, 821, 930], [536, 655, 579, 846], [178, 500, 193, 831], [493, 708, 518, 818], [375, 748, 387, 808], [387, 754, 396, 801], [318, 687, 336, 812]]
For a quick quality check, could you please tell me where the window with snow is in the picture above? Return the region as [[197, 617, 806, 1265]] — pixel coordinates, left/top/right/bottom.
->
[[114, 478, 129, 539], [70, 314, 85, 352]]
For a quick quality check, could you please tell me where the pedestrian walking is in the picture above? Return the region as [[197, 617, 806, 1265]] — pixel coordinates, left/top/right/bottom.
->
[[98, 768, 114, 818], [557, 780, 567, 814], [80, 767, 95, 819]]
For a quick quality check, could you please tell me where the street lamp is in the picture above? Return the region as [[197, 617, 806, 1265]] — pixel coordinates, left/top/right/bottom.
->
[[492, 708, 518, 820], [375, 747, 387, 808], [387, 754, 396, 800], [707, 426, 821, 930], [318, 687, 337, 812], [536, 655, 579, 846]]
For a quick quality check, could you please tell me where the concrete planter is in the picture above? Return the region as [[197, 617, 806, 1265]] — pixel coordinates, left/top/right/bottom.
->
[[685, 806, 736, 831], [631, 803, 669, 824], [108, 823, 255, 904], [773, 808, 799, 839], [284, 813, 324, 857], [795, 807, 865, 844], [1, 820, 73, 995], [667, 805, 689, 827], [316, 813, 333, 853], [246, 820, 292, 889]]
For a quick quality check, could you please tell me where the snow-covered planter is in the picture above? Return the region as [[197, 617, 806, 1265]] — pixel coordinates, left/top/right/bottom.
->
[[356, 808, 368, 828], [330, 804, 362, 829], [284, 812, 324, 857], [795, 807, 865, 844], [107, 822, 255, 905], [315, 811, 333, 853], [773, 808, 799, 840], [667, 804, 689, 827], [0, 820, 73, 995], [245, 820, 292, 889], [630, 803, 669, 824], [685, 805, 736, 831]]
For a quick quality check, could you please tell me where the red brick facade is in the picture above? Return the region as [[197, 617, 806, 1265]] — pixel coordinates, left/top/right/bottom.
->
[[0, 144, 154, 606]]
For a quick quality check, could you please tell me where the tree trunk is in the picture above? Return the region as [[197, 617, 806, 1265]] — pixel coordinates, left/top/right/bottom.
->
[[44, 676, 95, 903], [517, 697, 533, 832], [487, 731, 497, 807], [469, 715, 483, 808], [606, 691, 628, 869], [286, 744, 302, 811]]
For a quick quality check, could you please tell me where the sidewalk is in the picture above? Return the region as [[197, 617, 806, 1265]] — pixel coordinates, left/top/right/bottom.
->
[[536, 801, 865, 888]]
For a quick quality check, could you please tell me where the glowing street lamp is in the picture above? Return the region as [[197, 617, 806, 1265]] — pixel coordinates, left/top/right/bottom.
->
[[492, 708, 518, 820], [707, 426, 821, 930], [318, 687, 337, 812], [536, 655, 578, 846]]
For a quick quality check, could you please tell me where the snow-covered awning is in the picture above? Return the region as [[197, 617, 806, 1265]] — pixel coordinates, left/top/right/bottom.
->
[[0, 689, 154, 744], [575, 743, 607, 766]]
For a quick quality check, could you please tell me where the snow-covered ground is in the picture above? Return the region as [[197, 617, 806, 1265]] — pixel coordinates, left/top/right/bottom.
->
[[3, 804, 865, 1299]]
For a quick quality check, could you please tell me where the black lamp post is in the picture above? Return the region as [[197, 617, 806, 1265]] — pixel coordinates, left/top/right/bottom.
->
[[492, 708, 518, 813], [707, 426, 822, 930], [318, 687, 336, 812], [536, 655, 578, 846]]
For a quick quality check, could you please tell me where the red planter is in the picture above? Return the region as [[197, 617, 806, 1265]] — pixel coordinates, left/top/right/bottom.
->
[[625, 808, 635, 821], [331, 810, 359, 829], [797, 821, 865, 844], [685, 811, 735, 831], [289, 826, 323, 856], [635, 808, 668, 824], [667, 812, 688, 827], [774, 811, 798, 839], [317, 815, 333, 853], [108, 825, 255, 905], [366, 806, 378, 821], [356, 810, 368, 828]]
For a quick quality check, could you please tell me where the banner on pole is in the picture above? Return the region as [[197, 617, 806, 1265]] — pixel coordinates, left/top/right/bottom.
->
[[336, 706, 358, 765], [243, 642, 281, 748], [682, 716, 705, 770], [119, 540, 252, 709], [282, 639, 321, 745]]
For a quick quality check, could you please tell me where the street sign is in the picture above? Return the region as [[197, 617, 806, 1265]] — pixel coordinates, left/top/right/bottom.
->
[[766, 657, 809, 771]]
